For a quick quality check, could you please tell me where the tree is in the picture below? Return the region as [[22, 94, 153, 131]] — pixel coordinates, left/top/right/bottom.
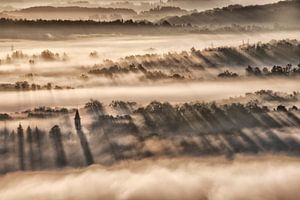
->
[[27, 126, 35, 170], [40, 50, 56, 61], [84, 99, 104, 115], [262, 67, 269, 75], [33, 127, 44, 169], [277, 105, 287, 112], [246, 65, 254, 76], [17, 124, 25, 170], [50, 125, 67, 168]]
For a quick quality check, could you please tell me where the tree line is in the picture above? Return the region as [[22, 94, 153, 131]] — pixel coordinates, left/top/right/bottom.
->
[[0, 18, 172, 27]]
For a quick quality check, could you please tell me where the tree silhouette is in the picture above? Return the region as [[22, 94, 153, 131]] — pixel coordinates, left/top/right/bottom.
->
[[17, 124, 25, 171], [26, 126, 35, 170], [49, 125, 67, 168]]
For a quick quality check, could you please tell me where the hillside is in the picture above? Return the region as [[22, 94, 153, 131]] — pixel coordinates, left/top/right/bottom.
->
[[3, 6, 138, 21], [165, 1, 300, 26]]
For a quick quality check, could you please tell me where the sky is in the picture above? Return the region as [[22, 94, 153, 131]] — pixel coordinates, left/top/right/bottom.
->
[[0, 0, 282, 9]]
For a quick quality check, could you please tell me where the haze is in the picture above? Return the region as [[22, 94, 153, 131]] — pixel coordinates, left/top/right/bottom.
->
[[0, 1, 299, 199]]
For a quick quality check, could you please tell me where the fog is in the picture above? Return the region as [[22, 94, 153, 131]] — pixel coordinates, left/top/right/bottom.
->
[[1, 156, 300, 200], [0, 1, 299, 198], [0, 78, 298, 112], [0, 0, 282, 10], [1, 31, 299, 60], [0, 31, 299, 88]]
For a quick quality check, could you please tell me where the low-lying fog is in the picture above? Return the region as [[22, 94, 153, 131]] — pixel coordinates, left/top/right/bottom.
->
[[1, 31, 299, 61], [0, 79, 299, 112], [1, 156, 300, 200], [0, 0, 282, 11]]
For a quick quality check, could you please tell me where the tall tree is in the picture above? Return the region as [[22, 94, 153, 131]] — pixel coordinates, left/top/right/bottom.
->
[[50, 125, 67, 168], [27, 126, 34, 170], [17, 124, 25, 171], [33, 127, 44, 169]]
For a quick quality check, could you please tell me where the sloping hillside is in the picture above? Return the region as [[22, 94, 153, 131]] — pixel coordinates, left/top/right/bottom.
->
[[165, 1, 300, 26], [4, 6, 137, 20]]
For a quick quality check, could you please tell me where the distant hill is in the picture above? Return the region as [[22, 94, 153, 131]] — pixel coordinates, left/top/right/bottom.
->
[[0, 18, 177, 40], [0, 13, 12, 19], [140, 6, 189, 16], [164, 1, 300, 26], [135, 6, 193, 21], [3, 6, 194, 22], [17, 6, 137, 15], [165, 0, 231, 10], [4, 6, 138, 21], [0, 18, 297, 40]]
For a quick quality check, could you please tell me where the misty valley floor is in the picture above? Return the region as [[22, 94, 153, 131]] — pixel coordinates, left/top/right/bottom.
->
[[0, 36, 299, 198], [1, 156, 300, 200], [0, 0, 299, 199]]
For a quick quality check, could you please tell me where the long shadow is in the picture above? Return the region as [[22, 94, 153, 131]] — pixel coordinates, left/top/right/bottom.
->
[[285, 136, 300, 154], [88, 101, 142, 162], [199, 134, 220, 155], [259, 112, 283, 128], [33, 127, 45, 169], [222, 132, 247, 154], [265, 129, 289, 152], [215, 134, 235, 157], [253, 111, 300, 153], [17, 124, 25, 171], [90, 115, 119, 162], [101, 127, 119, 161], [201, 105, 292, 154], [251, 130, 270, 152], [238, 130, 260, 153], [76, 129, 94, 166], [0, 128, 9, 155], [8, 130, 16, 158], [286, 112, 300, 126], [198, 106, 258, 154], [26, 126, 35, 170], [87, 101, 300, 159], [49, 125, 67, 168]]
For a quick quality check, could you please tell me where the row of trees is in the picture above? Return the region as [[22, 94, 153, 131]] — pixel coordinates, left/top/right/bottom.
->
[[86, 40, 300, 82], [0, 98, 298, 173], [0, 18, 172, 27], [218, 64, 300, 79], [0, 81, 72, 91], [246, 64, 300, 77], [0, 50, 69, 65], [83, 99, 300, 135], [88, 63, 185, 81], [0, 124, 67, 171]]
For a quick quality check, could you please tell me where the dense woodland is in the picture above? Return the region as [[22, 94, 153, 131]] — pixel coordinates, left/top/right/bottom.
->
[[0, 3, 299, 200], [165, 0, 300, 26], [0, 0, 299, 179], [0, 17, 296, 39], [3, 5, 195, 21], [0, 97, 299, 173], [0, 40, 298, 87], [87, 40, 300, 81]]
